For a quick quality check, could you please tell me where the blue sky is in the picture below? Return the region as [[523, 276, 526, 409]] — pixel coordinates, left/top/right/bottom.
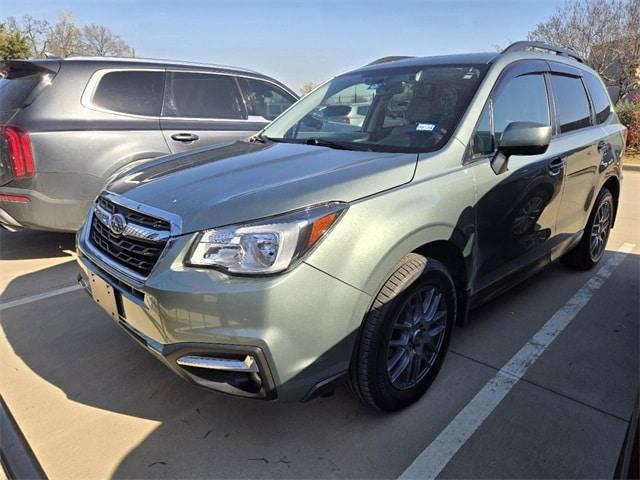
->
[[3, 0, 566, 91]]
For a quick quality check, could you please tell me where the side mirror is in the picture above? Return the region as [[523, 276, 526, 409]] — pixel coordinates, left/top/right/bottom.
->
[[491, 122, 552, 175]]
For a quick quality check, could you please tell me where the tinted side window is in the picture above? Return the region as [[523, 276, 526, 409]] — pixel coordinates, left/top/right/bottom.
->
[[472, 103, 493, 156], [163, 72, 245, 119], [93, 71, 164, 116], [493, 74, 550, 140], [238, 78, 295, 120], [550, 75, 592, 133], [584, 71, 611, 124]]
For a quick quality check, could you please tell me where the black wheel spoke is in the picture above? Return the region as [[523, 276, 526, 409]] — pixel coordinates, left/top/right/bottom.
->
[[389, 352, 411, 383], [589, 199, 611, 262], [386, 284, 448, 389]]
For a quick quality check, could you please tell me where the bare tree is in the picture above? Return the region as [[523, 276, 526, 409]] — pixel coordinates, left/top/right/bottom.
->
[[5, 11, 136, 59], [47, 11, 85, 57], [7, 15, 51, 58], [81, 24, 133, 56], [299, 82, 316, 96], [529, 0, 640, 98]]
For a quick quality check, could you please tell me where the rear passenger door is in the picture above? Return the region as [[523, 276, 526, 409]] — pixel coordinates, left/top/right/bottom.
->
[[160, 71, 266, 153], [547, 63, 602, 244]]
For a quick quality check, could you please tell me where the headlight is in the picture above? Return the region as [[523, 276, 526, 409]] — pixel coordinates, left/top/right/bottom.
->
[[186, 202, 348, 275]]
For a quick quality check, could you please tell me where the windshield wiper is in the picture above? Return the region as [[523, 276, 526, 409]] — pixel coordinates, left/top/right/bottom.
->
[[304, 138, 368, 151], [249, 133, 292, 144], [249, 133, 270, 143]]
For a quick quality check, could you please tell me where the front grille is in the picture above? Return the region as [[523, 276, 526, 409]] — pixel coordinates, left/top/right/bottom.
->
[[96, 196, 170, 230], [89, 196, 170, 276]]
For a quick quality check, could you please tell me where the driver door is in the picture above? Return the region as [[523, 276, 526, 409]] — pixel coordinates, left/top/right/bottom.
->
[[468, 62, 565, 295]]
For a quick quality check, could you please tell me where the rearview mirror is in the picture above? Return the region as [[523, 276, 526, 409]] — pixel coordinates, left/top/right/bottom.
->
[[491, 122, 552, 175], [322, 105, 351, 118]]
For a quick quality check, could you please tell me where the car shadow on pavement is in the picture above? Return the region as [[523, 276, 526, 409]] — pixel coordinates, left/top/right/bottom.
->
[[1, 249, 638, 479], [0, 230, 76, 261], [0, 260, 80, 301]]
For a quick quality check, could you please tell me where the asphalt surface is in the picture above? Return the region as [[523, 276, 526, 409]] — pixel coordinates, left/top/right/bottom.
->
[[1, 170, 638, 479]]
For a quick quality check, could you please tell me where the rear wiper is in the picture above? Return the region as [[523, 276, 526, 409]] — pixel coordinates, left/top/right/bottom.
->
[[304, 138, 368, 151]]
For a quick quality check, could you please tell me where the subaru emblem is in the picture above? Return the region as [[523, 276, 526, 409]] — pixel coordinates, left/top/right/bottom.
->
[[109, 213, 127, 235]]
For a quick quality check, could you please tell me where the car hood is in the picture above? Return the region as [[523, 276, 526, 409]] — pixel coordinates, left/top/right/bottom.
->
[[108, 141, 417, 234]]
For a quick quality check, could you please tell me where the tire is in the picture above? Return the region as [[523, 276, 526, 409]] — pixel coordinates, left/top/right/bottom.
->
[[350, 254, 456, 411], [561, 188, 614, 270]]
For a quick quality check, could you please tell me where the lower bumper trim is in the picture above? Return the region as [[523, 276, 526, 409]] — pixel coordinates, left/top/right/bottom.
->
[[116, 318, 277, 400], [0, 208, 23, 231], [176, 355, 259, 373]]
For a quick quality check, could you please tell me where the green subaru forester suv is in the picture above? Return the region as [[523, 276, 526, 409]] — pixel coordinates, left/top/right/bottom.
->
[[77, 42, 626, 411]]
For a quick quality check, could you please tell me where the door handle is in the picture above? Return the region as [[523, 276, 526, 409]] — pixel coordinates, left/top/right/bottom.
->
[[171, 133, 199, 143], [548, 157, 565, 175]]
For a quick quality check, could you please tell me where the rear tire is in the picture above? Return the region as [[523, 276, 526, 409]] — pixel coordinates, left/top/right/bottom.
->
[[350, 254, 456, 411], [561, 188, 614, 270]]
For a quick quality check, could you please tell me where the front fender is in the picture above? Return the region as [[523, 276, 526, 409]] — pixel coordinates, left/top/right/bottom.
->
[[305, 168, 476, 305]]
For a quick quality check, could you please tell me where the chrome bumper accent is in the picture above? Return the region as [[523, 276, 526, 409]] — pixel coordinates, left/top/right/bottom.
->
[[176, 355, 259, 373]]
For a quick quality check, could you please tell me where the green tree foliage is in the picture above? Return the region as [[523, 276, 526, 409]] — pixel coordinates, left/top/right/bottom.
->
[[0, 23, 31, 60], [616, 100, 640, 150]]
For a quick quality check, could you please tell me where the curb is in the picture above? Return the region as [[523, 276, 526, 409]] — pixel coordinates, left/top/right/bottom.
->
[[623, 164, 640, 171], [0, 395, 47, 480]]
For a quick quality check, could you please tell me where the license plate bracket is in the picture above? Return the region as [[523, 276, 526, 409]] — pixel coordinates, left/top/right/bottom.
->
[[90, 273, 119, 320]]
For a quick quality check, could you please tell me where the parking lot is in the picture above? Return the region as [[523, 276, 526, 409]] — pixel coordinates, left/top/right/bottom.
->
[[0, 169, 638, 479]]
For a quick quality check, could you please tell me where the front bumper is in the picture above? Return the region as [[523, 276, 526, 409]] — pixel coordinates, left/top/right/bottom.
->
[[77, 226, 371, 402]]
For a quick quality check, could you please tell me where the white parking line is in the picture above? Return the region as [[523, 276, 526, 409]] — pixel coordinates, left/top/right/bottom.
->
[[399, 242, 636, 480], [0, 285, 83, 312]]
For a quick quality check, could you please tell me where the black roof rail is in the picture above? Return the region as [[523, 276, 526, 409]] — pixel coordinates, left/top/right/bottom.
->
[[501, 41, 584, 64], [366, 56, 414, 66]]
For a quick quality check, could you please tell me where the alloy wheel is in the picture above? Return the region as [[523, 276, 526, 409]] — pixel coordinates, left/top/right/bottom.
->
[[590, 200, 611, 262], [386, 286, 448, 390]]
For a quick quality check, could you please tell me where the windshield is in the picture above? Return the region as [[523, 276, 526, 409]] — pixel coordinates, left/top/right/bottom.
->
[[262, 63, 488, 153]]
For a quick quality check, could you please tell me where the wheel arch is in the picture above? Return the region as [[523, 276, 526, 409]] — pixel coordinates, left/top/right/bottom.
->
[[602, 175, 620, 228], [413, 239, 470, 326]]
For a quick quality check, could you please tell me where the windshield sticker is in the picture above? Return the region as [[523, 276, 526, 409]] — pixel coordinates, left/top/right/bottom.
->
[[415, 123, 437, 132]]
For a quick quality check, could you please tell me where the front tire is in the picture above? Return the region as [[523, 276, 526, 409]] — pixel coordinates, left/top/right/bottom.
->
[[561, 188, 614, 270], [350, 254, 456, 411]]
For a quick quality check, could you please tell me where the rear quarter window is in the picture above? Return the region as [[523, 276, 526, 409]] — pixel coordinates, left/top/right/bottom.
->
[[549, 75, 592, 133], [92, 70, 165, 116], [583, 71, 612, 124], [238, 78, 295, 120], [0, 64, 47, 112]]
